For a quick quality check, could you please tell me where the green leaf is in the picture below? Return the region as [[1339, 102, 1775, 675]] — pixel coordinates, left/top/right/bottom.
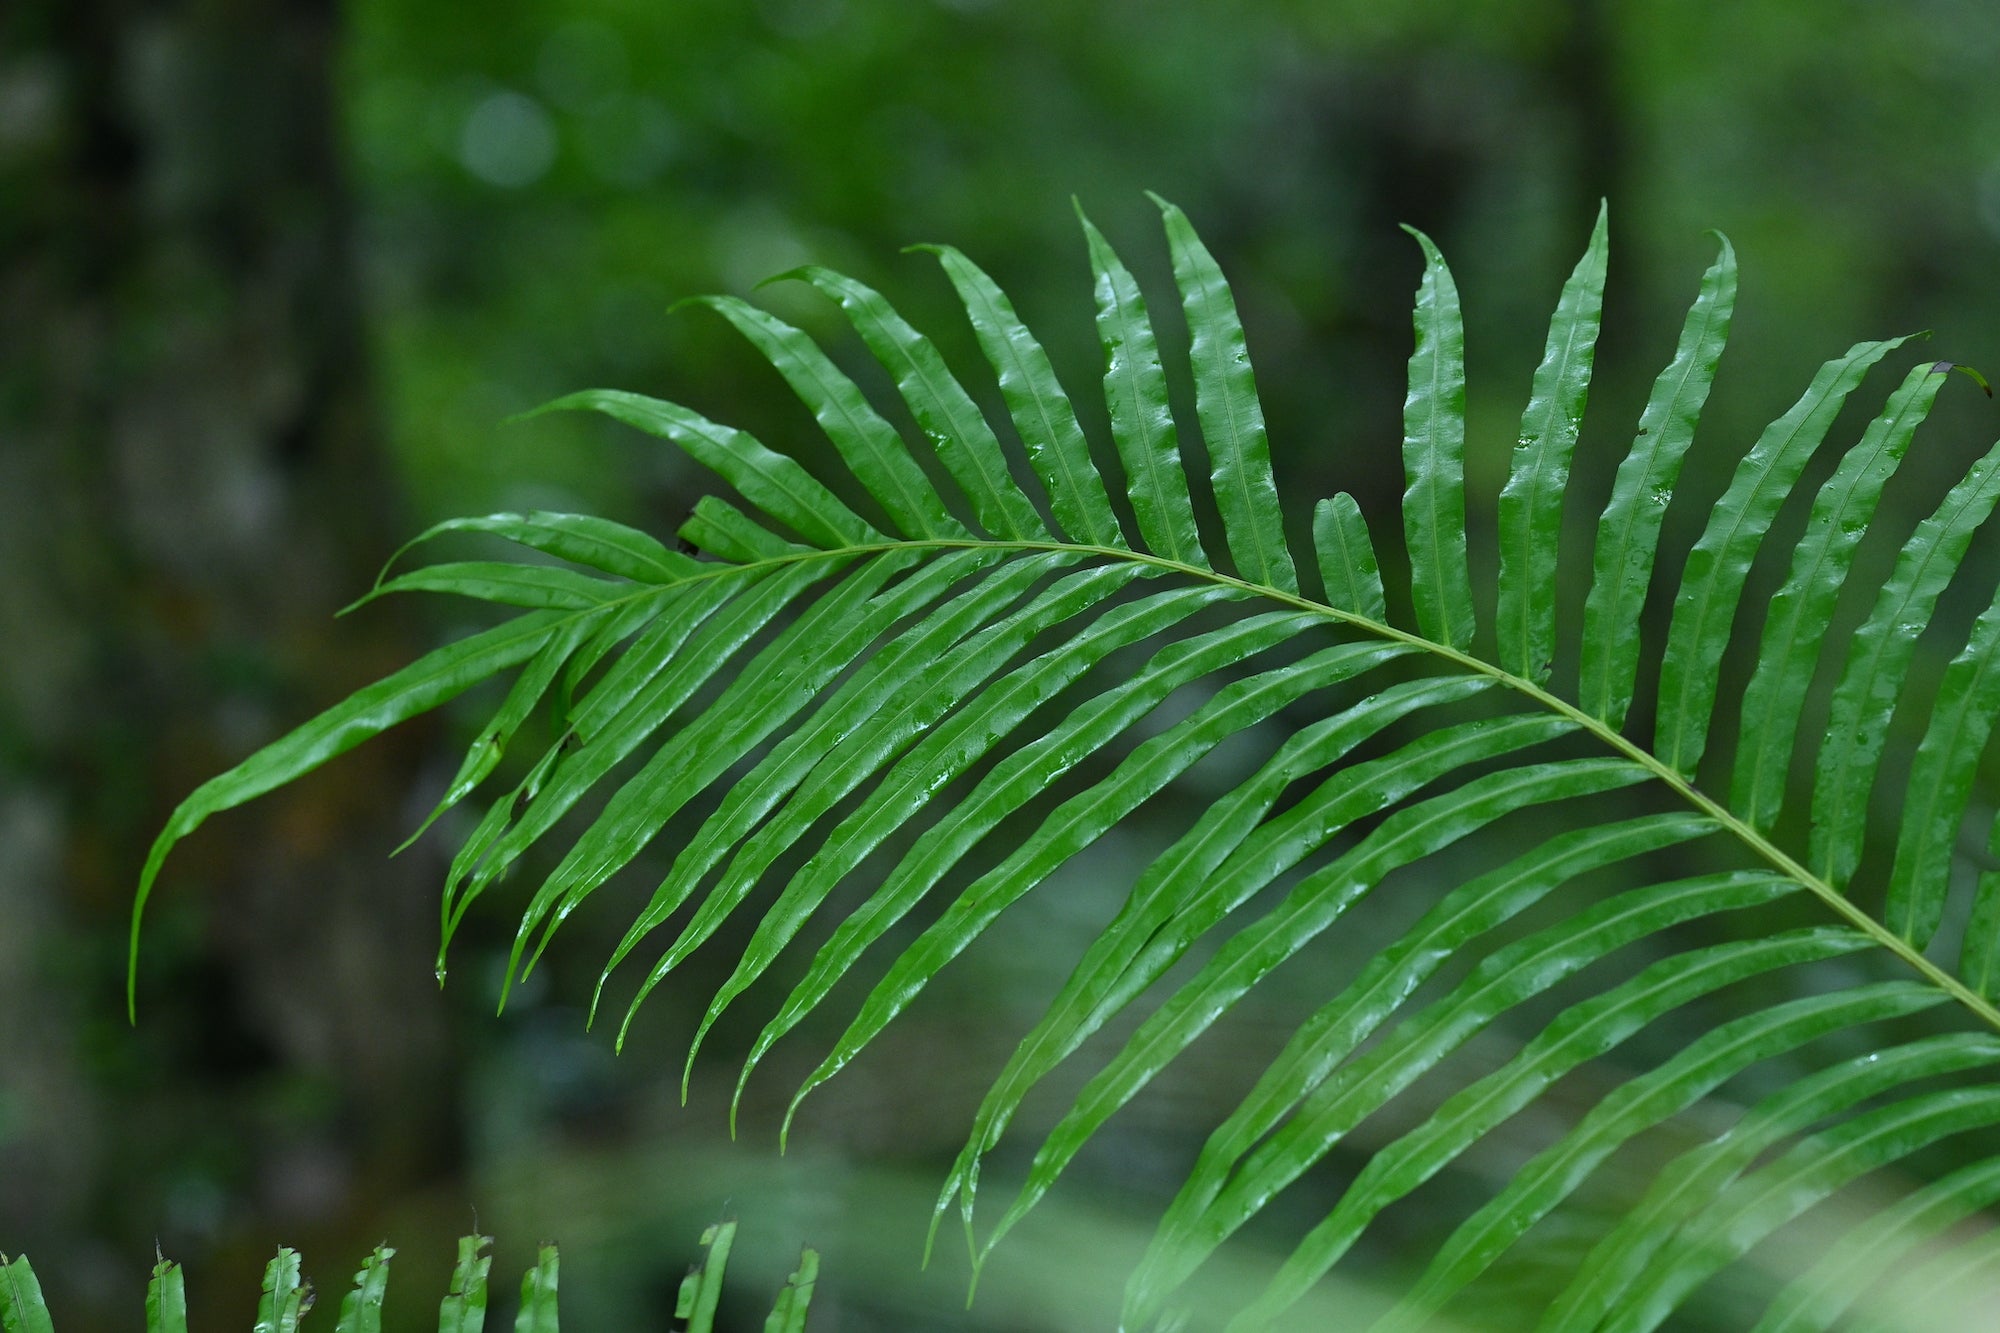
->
[[786, 266, 1046, 540], [1580, 234, 1737, 726], [1653, 334, 1912, 776], [1400, 226, 1476, 649], [384, 510, 698, 584], [254, 1248, 310, 1333], [513, 1246, 558, 1333], [437, 1234, 492, 1333], [0, 1254, 55, 1333], [673, 1222, 735, 1333], [131, 610, 564, 1018], [1498, 200, 1609, 682], [1731, 360, 1954, 831], [147, 1252, 188, 1333], [776, 638, 1416, 1136], [920, 242, 1124, 546], [730, 605, 1336, 1115], [1311, 493, 1387, 621], [439, 563, 833, 948], [504, 548, 974, 988], [951, 682, 1526, 1244], [602, 557, 1147, 1044], [1152, 193, 1298, 592], [763, 1250, 818, 1333], [335, 1246, 394, 1333], [1076, 201, 1206, 565], [680, 495, 810, 561], [688, 295, 968, 539], [678, 582, 1237, 1079], [1813, 433, 2000, 885], [1889, 559, 2000, 946], [537, 388, 882, 549]]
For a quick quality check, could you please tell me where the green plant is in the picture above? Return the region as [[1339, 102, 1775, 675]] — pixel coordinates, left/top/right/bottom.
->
[[0, 1224, 816, 1332], [131, 196, 2000, 1329]]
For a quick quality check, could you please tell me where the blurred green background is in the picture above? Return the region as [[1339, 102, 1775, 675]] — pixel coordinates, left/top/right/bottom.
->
[[4, 0, 2000, 1328]]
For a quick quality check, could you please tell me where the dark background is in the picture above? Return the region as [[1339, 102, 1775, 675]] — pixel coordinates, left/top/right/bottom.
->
[[5, 0, 2000, 1328]]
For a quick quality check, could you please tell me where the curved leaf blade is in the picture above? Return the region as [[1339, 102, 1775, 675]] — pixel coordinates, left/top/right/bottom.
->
[[1312, 493, 1387, 622], [1814, 433, 2000, 885], [1498, 201, 1609, 682], [921, 243, 1125, 547], [1731, 360, 1954, 831], [1400, 227, 1476, 649], [1076, 202, 1206, 565], [1653, 335, 1911, 776], [689, 294, 967, 539], [1580, 235, 1737, 726], [788, 266, 1046, 540], [1152, 193, 1298, 592]]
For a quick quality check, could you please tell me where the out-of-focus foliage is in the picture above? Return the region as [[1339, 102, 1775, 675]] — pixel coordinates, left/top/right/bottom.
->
[[4, 0, 2000, 1329]]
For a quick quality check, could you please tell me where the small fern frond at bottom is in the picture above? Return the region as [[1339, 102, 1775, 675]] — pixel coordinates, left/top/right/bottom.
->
[[132, 197, 2000, 1330], [0, 1228, 813, 1333]]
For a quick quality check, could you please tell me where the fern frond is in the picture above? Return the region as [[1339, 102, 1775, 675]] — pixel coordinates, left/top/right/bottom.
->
[[135, 199, 2000, 1330]]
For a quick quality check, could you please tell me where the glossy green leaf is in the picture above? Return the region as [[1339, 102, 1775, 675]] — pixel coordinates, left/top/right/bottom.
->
[[513, 1246, 558, 1333], [538, 388, 882, 548], [949, 682, 1526, 1242], [1076, 202, 1206, 565], [787, 265, 1046, 540], [0, 1255, 54, 1333], [603, 558, 1144, 1042], [384, 510, 698, 584], [1580, 235, 1736, 726], [1311, 493, 1387, 621], [437, 1234, 491, 1333], [1889, 563, 2000, 945], [678, 583, 1239, 1076], [1814, 434, 2000, 885], [1653, 335, 1911, 776], [131, 609, 565, 1017], [921, 242, 1124, 546], [335, 1246, 394, 1333], [1153, 193, 1296, 592], [254, 1248, 310, 1333], [674, 1222, 735, 1333], [504, 548, 971, 987], [776, 638, 1415, 1135], [1497, 200, 1608, 682], [1399, 226, 1475, 649], [763, 1250, 818, 1333], [689, 294, 967, 538], [1732, 361, 1954, 831], [147, 1253, 188, 1333], [727, 606, 1344, 1114], [679, 494, 809, 561], [438, 565, 820, 943]]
